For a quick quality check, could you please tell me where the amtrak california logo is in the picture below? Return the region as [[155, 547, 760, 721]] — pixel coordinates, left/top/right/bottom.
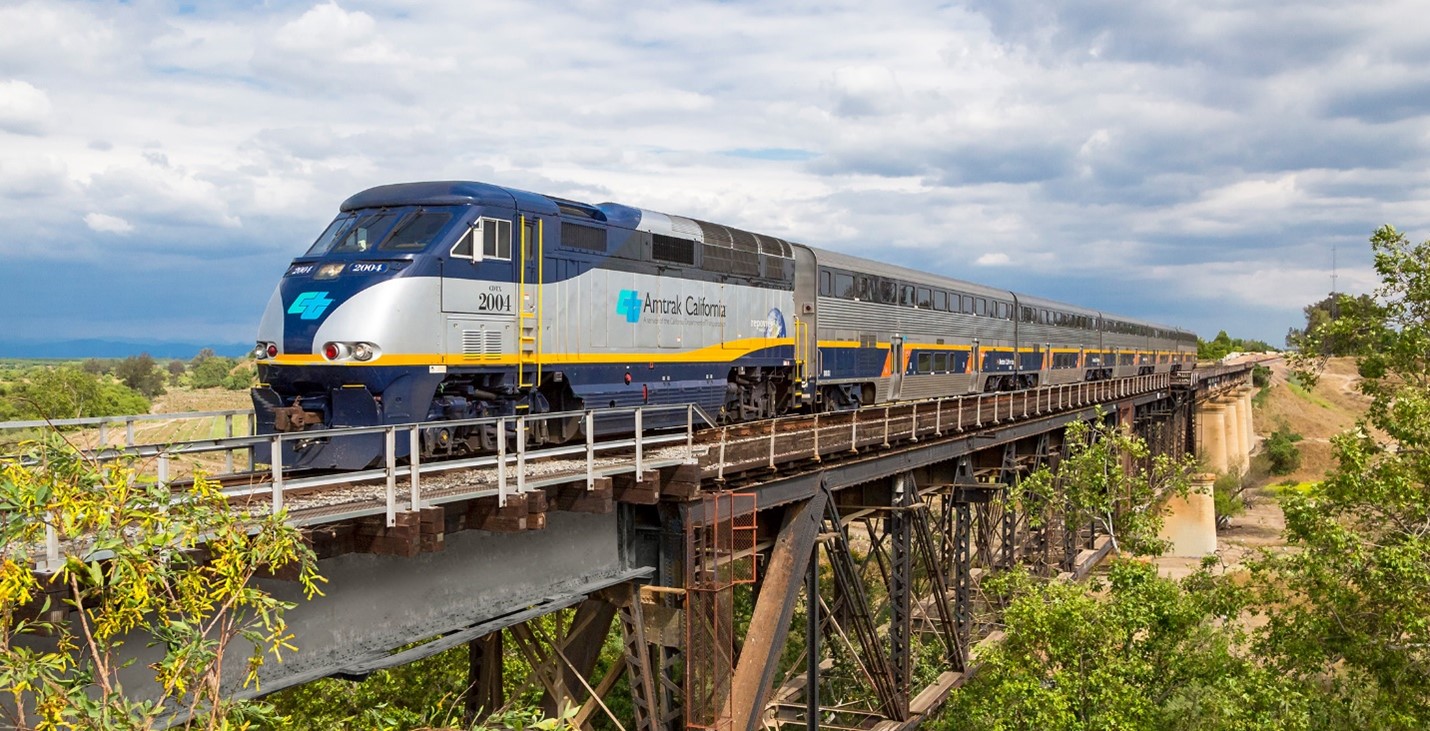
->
[[616, 289, 643, 323], [616, 289, 727, 323], [288, 291, 335, 320]]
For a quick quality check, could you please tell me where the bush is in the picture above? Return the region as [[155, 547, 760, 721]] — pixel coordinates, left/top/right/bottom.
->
[[1213, 471, 1246, 520], [1252, 364, 1271, 388], [191, 356, 237, 389], [113, 353, 166, 398], [1264, 425, 1303, 475]]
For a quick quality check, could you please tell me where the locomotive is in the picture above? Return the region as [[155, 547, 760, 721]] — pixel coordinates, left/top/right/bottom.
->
[[251, 181, 1197, 469]]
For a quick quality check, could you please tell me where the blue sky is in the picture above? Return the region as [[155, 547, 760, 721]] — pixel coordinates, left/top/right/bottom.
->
[[2, 0, 1428, 347]]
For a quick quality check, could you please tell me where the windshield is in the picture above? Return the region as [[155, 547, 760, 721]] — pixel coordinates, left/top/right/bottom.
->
[[302, 208, 458, 256]]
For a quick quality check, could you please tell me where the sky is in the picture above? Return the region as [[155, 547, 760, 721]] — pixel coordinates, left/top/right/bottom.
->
[[2, 0, 1429, 348]]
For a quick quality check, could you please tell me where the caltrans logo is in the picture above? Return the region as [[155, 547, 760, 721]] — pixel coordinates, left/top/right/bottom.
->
[[288, 291, 334, 320], [616, 289, 642, 323]]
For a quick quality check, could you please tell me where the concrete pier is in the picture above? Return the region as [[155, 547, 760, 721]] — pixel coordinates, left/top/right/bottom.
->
[[1160, 473, 1218, 556]]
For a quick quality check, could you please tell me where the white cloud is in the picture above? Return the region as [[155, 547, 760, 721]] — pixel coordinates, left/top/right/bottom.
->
[[0, 80, 51, 135], [0, 0, 1428, 343], [84, 212, 133, 234]]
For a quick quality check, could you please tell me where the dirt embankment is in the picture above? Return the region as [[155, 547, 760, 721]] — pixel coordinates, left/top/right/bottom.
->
[[1161, 356, 1370, 577]]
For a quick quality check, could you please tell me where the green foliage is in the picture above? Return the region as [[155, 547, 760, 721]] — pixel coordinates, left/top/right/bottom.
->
[[191, 357, 237, 390], [1212, 471, 1246, 520], [1261, 224, 1430, 726], [220, 360, 256, 391], [1285, 292, 1381, 356], [168, 359, 187, 385], [80, 358, 110, 376], [1251, 364, 1271, 388], [0, 437, 323, 730], [1263, 425, 1303, 476], [1197, 331, 1276, 361], [942, 560, 1310, 731], [3, 366, 150, 421], [1011, 411, 1195, 557], [113, 353, 166, 399]]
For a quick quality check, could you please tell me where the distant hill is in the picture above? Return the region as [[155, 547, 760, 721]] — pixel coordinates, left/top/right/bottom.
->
[[0, 339, 252, 360]]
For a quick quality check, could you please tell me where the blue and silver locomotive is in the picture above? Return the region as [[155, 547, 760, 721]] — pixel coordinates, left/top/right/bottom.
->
[[253, 181, 1196, 469]]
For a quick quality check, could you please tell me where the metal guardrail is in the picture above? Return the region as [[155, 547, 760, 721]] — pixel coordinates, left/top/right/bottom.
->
[[1, 408, 257, 473], [11, 402, 718, 571]]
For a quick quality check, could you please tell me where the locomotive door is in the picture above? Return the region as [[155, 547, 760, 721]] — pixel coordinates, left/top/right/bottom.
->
[[441, 217, 517, 363], [888, 335, 905, 400]]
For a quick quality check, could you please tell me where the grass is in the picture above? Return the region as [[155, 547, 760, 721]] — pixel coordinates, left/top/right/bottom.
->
[[1285, 375, 1335, 410], [1269, 480, 1318, 498]]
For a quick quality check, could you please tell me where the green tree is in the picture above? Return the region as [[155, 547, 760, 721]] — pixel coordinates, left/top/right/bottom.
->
[[1262, 426, 1302, 476], [168, 359, 187, 386], [113, 353, 166, 399], [1269, 224, 1430, 725], [1285, 292, 1380, 356], [943, 560, 1310, 731], [0, 438, 323, 729], [191, 357, 236, 390], [1012, 412, 1194, 556]]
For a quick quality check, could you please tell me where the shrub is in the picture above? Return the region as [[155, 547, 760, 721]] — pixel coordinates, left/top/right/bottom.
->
[[1264, 425, 1303, 475]]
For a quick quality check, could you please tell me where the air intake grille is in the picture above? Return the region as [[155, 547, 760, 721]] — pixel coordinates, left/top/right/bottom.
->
[[462, 330, 502, 360]]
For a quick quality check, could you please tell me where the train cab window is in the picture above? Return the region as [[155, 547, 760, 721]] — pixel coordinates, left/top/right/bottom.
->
[[916, 287, 932, 308], [381, 211, 453, 251], [820, 270, 832, 296], [453, 217, 514, 261], [933, 290, 948, 311], [313, 212, 400, 255], [975, 298, 988, 316]]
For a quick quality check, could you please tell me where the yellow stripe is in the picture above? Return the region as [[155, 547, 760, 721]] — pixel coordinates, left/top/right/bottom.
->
[[271, 336, 798, 367]]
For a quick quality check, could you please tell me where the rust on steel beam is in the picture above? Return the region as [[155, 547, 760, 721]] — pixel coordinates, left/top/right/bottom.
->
[[725, 488, 829, 731], [464, 631, 503, 725], [541, 597, 617, 717], [887, 473, 913, 715]]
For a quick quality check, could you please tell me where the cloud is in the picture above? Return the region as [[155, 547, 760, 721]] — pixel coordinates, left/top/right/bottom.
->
[[0, 80, 51, 135], [0, 0, 1428, 345], [84, 212, 134, 234]]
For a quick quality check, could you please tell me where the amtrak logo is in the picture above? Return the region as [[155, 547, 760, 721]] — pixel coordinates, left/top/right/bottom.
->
[[616, 289, 643, 323], [288, 291, 335, 320]]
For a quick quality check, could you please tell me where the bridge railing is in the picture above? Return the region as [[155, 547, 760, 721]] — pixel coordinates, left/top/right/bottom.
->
[[10, 402, 717, 571], [0, 408, 257, 472]]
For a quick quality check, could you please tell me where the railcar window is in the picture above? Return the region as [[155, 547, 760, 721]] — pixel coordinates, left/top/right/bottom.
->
[[934, 353, 949, 372], [917, 287, 932, 308], [835, 273, 855, 298], [305, 214, 357, 255], [996, 302, 1009, 319], [958, 295, 970, 314], [900, 285, 915, 306], [1021, 306, 1034, 323], [917, 353, 932, 373], [933, 290, 948, 311], [652, 234, 695, 264], [973, 298, 985, 316], [820, 270, 832, 296], [856, 276, 872, 300], [879, 279, 898, 304], [381, 212, 452, 251]]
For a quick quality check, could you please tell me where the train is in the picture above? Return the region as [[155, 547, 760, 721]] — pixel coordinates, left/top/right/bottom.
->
[[251, 181, 1197, 469]]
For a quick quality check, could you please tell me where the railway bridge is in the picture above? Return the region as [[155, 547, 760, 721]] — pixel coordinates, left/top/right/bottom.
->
[[4, 363, 1256, 730]]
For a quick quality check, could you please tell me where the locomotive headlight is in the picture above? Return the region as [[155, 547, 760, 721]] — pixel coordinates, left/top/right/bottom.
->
[[352, 342, 376, 361], [253, 342, 278, 359]]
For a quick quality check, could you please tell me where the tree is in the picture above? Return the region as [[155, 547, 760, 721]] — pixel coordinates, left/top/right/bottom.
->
[[113, 353, 166, 399], [1285, 292, 1380, 356], [190, 349, 217, 370], [1270, 225, 1430, 725], [0, 437, 323, 730], [190, 357, 236, 390], [80, 359, 110, 376], [1011, 411, 1194, 557], [943, 560, 1311, 731], [168, 360, 187, 386], [9, 367, 148, 421]]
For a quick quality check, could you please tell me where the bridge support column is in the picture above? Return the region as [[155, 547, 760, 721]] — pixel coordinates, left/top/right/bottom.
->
[[1224, 397, 1246, 477], [1160, 473, 1217, 556], [1242, 387, 1256, 458], [1197, 401, 1230, 475]]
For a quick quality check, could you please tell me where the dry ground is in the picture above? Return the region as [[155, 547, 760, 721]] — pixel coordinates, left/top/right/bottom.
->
[[1156, 355, 1367, 578]]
